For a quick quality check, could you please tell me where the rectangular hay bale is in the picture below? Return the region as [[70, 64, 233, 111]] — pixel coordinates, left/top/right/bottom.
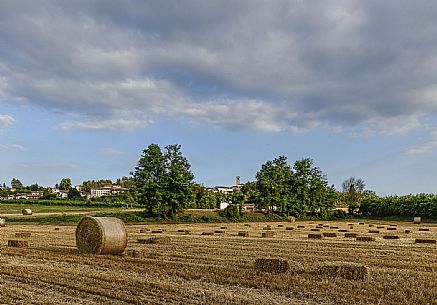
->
[[8, 240, 28, 247], [356, 236, 375, 242], [419, 228, 430, 231], [387, 227, 397, 231], [202, 232, 214, 235], [238, 231, 249, 237], [317, 263, 368, 281], [255, 258, 289, 273], [383, 235, 400, 239], [415, 238, 436, 244], [138, 236, 171, 244], [311, 228, 320, 231], [262, 231, 275, 238], [15, 232, 31, 238], [344, 233, 358, 238], [308, 233, 323, 239], [285, 227, 294, 230], [369, 230, 379, 234], [323, 232, 337, 237]]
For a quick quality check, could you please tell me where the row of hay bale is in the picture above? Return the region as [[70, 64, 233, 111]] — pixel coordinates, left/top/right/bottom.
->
[[7, 231, 33, 248], [254, 258, 368, 281], [307, 232, 437, 244]]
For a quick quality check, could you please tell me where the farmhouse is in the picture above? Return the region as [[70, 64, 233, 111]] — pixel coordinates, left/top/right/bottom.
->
[[90, 185, 129, 198]]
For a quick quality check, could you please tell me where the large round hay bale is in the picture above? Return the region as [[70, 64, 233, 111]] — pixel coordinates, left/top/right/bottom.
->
[[287, 216, 296, 222], [75, 216, 127, 255], [0, 218, 5, 227], [22, 209, 32, 215]]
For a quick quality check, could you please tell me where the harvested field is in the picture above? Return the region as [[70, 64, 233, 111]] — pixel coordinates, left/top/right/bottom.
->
[[1, 220, 437, 304]]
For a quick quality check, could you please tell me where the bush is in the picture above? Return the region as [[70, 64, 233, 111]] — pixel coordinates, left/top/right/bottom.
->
[[221, 204, 242, 220]]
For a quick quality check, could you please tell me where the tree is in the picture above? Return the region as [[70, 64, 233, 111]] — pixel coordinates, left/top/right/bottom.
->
[[342, 177, 366, 214], [255, 156, 294, 214], [255, 156, 337, 218], [11, 178, 23, 189], [68, 188, 82, 199], [132, 144, 194, 218], [293, 158, 337, 217], [59, 178, 72, 191]]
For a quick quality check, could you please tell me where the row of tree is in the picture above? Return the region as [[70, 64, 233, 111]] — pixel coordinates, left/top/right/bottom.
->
[[132, 144, 343, 218], [359, 193, 437, 217]]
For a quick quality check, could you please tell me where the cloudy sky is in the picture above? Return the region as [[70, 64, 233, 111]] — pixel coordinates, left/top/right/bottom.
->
[[1, 1, 437, 195]]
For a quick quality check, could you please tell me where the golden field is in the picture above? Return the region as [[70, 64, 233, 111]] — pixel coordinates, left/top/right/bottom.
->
[[1, 220, 437, 304]]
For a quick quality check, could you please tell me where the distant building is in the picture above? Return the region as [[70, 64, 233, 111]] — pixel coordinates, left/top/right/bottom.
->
[[90, 185, 129, 198]]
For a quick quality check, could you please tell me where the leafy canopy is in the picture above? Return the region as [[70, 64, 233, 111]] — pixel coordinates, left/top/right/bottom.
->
[[132, 144, 194, 218]]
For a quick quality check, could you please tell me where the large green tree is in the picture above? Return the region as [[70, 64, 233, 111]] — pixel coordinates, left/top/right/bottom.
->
[[133, 144, 194, 218], [255, 156, 337, 217], [255, 156, 294, 214], [11, 178, 23, 189], [59, 178, 72, 191]]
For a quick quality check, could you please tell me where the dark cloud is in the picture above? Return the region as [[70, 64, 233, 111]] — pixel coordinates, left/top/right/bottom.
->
[[1, 1, 437, 133]]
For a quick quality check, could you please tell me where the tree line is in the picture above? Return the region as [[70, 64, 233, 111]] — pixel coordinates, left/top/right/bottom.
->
[[132, 144, 340, 218]]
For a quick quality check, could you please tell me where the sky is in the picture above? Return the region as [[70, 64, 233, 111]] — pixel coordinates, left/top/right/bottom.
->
[[1, 1, 437, 195]]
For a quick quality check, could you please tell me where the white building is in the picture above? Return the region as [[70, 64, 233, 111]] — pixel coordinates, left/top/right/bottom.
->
[[90, 185, 129, 198]]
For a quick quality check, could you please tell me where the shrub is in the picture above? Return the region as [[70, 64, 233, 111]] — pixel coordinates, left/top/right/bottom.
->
[[221, 204, 241, 220]]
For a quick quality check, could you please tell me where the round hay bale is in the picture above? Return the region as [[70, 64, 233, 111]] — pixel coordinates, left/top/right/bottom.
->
[[414, 217, 421, 224], [22, 209, 32, 215], [0, 218, 5, 227], [287, 216, 296, 222], [75, 216, 127, 255]]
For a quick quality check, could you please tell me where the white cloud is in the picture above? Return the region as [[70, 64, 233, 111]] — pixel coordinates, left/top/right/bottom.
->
[[405, 140, 437, 155], [2, 2, 437, 134], [102, 148, 122, 156], [18, 162, 78, 171], [0, 114, 15, 128], [58, 117, 152, 131], [0, 143, 25, 151]]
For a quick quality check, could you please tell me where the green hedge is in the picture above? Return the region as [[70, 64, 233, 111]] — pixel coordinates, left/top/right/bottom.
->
[[359, 194, 437, 217]]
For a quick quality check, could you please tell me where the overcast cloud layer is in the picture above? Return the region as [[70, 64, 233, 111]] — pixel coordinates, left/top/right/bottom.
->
[[1, 1, 437, 136]]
